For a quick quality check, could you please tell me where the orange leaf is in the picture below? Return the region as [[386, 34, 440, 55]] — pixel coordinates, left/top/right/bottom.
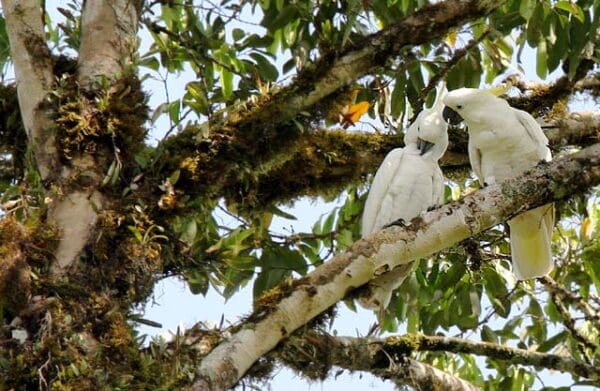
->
[[339, 101, 370, 129]]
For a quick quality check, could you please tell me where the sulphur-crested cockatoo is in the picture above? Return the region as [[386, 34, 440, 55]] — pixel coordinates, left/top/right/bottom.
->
[[444, 88, 553, 280], [359, 86, 448, 311]]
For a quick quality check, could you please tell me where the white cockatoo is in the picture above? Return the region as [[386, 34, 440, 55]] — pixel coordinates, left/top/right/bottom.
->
[[444, 88, 553, 280], [359, 86, 448, 312]]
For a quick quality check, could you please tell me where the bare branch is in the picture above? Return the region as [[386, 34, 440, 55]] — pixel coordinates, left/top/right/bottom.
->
[[192, 144, 600, 390], [540, 276, 600, 331]]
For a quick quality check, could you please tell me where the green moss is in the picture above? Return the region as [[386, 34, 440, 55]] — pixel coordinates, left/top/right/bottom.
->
[[386, 335, 422, 355], [53, 72, 149, 189]]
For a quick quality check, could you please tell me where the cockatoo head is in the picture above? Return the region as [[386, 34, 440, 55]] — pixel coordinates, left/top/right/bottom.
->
[[405, 84, 449, 160], [443, 87, 510, 126]]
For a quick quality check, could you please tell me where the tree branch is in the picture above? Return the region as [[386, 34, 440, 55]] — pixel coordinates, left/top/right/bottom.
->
[[192, 144, 600, 390], [224, 111, 599, 207], [49, 0, 142, 274], [506, 60, 596, 115], [222, 0, 503, 132], [280, 331, 480, 391], [540, 276, 600, 332], [1, 0, 58, 181], [376, 334, 599, 381], [78, 0, 141, 87]]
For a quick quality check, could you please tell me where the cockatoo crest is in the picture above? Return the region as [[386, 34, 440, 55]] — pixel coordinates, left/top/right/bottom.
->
[[484, 83, 511, 97], [405, 83, 448, 159], [443, 87, 511, 125]]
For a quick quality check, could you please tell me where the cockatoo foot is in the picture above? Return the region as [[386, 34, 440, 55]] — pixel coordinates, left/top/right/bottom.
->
[[384, 218, 406, 228]]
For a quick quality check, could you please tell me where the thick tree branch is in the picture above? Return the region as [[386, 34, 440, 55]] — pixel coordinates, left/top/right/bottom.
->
[[228, 111, 599, 206], [222, 0, 502, 132], [192, 144, 600, 390], [506, 60, 596, 115], [367, 334, 599, 381], [78, 0, 141, 87], [280, 331, 481, 390], [49, 0, 141, 274], [1, 0, 57, 181]]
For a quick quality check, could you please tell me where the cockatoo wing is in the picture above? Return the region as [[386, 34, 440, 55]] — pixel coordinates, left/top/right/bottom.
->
[[468, 141, 484, 184], [432, 167, 445, 206], [510, 109, 553, 279], [361, 148, 407, 237], [514, 109, 552, 161]]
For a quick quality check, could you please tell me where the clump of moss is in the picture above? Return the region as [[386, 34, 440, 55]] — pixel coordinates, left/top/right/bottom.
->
[[0, 217, 31, 319], [0, 84, 27, 179], [54, 72, 149, 178], [278, 330, 335, 381]]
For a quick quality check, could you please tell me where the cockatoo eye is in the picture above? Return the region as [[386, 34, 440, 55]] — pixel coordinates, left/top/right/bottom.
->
[[456, 104, 463, 109]]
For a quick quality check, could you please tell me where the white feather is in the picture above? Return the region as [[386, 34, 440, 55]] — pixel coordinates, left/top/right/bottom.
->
[[360, 86, 448, 311], [444, 88, 554, 279]]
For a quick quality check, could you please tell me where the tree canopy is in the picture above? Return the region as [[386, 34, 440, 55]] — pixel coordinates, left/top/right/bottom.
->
[[0, 0, 598, 390]]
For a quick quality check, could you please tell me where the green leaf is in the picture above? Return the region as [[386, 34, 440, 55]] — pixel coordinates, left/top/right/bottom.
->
[[555, 1, 585, 23], [169, 99, 181, 123], [436, 262, 466, 293], [536, 38, 548, 79], [184, 81, 210, 115], [249, 52, 279, 81], [151, 102, 169, 124], [537, 331, 567, 353], [232, 28, 245, 41], [186, 270, 209, 295], [391, 70, 407, 120], [267, 5, 299, 31], [218, 66, 233, 99], [140, 56, 160, 71], [268, 205, 297, 220], [483, 265, 511, 318], [519, 0, 536, 20], [481, 325, 499, 344]]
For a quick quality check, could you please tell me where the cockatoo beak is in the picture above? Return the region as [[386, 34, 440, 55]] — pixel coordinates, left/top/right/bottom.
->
[[417, 138, 435, 155], [442, 106, 462, 125]]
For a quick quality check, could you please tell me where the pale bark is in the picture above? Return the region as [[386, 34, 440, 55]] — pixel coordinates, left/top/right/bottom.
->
[[193, 144, 600, 390], [50, 0, 140, 275], [78, 0, 139, 87], [1, 0, 57, 181]]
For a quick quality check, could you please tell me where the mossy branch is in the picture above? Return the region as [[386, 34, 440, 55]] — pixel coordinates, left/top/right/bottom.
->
[[506, 60, 596, 116], [331, 333, 600, 382], [279, 330, 480, 390], [160, 111, 598, 211]]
